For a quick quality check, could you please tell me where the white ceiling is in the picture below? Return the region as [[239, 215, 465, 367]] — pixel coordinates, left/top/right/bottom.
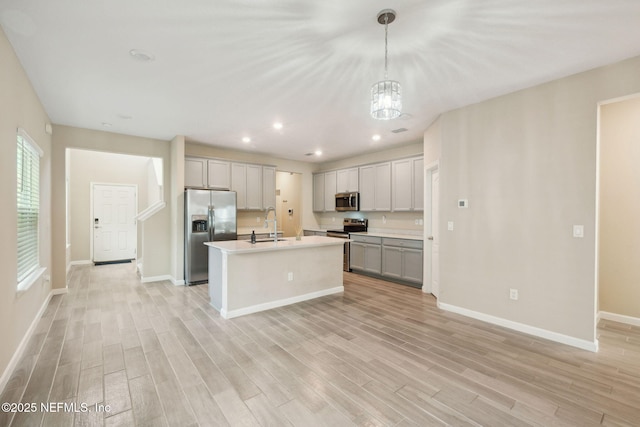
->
[[2, 0, 640, 162]]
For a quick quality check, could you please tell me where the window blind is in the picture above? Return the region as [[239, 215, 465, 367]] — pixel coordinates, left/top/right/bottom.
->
[[17, 130, 41, 284]]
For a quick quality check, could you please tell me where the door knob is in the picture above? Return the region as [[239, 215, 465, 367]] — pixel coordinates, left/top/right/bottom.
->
[[427, 236, 434, 240]]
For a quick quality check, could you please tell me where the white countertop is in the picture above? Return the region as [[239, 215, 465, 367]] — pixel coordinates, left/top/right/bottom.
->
[[205, 235, 346, 254], [349, 231, 423, 241]]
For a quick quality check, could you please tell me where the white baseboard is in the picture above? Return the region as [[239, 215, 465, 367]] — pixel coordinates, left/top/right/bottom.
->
[[598, 311, 640, 327], [219, 286, 344, 319], [140, 274, 173, 283], [171, 278, 185, 286], [0, 287, 66, 393], [438, 302, 598, 352]]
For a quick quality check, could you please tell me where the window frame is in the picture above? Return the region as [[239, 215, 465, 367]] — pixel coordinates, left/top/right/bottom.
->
[[17, 127, 45, 292]]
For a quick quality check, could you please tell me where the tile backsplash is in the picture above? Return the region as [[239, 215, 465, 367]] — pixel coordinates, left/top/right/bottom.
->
[[315, 211, 424, 235]]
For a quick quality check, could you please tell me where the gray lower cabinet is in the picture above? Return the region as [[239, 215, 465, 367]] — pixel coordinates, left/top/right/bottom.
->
[[349, 236, 382, 275], [351, 235, 423, 287], [381, 238, 423, 285]]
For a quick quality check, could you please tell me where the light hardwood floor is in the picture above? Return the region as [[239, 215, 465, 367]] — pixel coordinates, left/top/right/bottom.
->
[[1, 263, 639, 426]]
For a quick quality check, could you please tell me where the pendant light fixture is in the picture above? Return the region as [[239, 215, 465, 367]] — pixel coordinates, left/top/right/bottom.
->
[[371, 9, 401, 120]]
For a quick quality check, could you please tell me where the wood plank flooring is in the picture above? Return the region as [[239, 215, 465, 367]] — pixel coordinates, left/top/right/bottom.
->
[[1, 262, 639, 426]]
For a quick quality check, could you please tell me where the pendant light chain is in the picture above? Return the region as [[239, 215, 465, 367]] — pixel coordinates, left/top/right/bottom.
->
[[384, 13, 389, 80]]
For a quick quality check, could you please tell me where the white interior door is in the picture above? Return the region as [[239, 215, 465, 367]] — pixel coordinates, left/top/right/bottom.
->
[[431, 171, 440, 298], [93, 184, 137, 263]]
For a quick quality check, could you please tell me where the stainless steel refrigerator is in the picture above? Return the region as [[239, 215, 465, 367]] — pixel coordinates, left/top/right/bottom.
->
[[185, 189, 237, 285]]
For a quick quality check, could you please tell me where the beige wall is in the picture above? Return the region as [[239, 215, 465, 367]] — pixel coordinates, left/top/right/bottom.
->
[[52, 126, 172, 285], [429, 55, 640, 344], [68, 150, 150, 262], [599, 97, 640, 318], [0, 28, 53, 388], [170, 136, 185, 283]]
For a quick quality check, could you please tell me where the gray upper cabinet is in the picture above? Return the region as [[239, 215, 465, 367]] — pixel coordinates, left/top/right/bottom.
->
[[336, 168, 359, 192], [230, 162, 274, 210], [413, 157, 424, 211], [231, 163, 248, 209], [313, 173, 325, 212], [392, 156, 424, 211], [323, 171, 337, 212], [360, 162, 391, 211], [313, 171, 337, 212], [185, 157, 206, 188], [359, 166, 375, 211], [262, 166, 276, 209], [187, 156, 274, 210], [207, 160, 231, 190], [312, 155, 422, 213], [245, 164, 263, 210]]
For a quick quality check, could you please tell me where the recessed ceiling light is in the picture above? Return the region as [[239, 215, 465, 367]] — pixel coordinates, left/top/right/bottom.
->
[[242, 137, 251, 143], [129, 49, 155, 62], [315, 150, 322, 156], [273, 122, 283, 130], [372, 134, 381, 141]]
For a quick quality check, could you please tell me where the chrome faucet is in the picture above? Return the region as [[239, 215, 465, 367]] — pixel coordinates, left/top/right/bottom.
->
[[264, 206, 278, 242]]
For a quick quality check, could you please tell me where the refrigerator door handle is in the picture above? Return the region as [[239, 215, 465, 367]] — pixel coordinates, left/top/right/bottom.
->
[[208, 206, 215, 241]]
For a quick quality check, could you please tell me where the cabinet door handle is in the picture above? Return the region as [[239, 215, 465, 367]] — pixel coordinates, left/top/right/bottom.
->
[[428, 236, 434, 240]]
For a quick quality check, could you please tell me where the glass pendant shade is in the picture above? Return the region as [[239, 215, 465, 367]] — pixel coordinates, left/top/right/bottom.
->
[[371, 79, 402, 120], [371, 9, 401, 120]]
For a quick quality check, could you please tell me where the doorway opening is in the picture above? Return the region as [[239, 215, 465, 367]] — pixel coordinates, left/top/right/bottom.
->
[[66, 149, 163, 270], [276, 171, 302, 237], [596, 93, 640, 327]]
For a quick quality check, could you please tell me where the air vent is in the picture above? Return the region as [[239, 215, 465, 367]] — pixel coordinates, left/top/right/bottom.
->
[[391, 127, 408, 133]]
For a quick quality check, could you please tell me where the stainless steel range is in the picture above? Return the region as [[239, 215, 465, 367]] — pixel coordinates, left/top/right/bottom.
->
[[327, 218, 368, 271]]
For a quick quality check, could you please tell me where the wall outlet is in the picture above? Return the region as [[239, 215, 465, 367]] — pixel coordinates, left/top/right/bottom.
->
[[287, 272, 293, 281], [510, 288, 518, 300], [447, 221, 454, 231], [573, 225, 584, 238], [256, 217, 261, 223]]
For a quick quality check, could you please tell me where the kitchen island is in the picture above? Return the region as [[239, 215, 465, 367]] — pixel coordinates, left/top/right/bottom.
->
[[205, 236, 345, 319]]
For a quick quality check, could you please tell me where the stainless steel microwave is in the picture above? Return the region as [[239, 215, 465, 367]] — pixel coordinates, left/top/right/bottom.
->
[[335, 192, 359, 211]]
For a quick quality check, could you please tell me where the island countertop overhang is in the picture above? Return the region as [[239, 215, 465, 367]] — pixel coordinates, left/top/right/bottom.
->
[[205, 235, 347, 254]]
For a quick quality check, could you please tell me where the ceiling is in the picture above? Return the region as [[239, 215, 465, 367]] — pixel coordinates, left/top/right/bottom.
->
[[2, 0, 640, 162]]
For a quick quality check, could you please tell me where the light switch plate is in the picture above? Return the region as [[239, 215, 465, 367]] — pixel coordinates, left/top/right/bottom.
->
[[573, 225, 584, 238], [447, 221, 454, 231]]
